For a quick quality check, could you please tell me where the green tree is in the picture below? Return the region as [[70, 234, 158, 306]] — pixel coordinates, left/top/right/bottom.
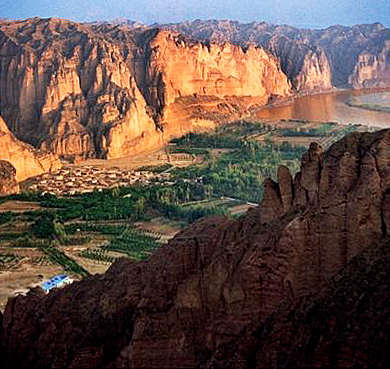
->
[[31, 214, 55, 238], [135, 197, 145, 219], [204, 184, 213, 199], [53, 220, 70, 244]]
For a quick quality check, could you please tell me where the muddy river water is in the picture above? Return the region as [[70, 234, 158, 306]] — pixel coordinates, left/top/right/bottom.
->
[[256, 90, 390, 127]]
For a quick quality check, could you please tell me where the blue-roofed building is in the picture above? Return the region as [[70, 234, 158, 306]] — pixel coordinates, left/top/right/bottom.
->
[[40, 274, 74, 293]]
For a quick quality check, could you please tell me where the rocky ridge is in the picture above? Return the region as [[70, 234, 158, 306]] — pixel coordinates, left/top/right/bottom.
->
[[162, 20, 390, 91], [1, 129, 389, 368], [0, 18, 290, 160], [2, 18, 390, 164]]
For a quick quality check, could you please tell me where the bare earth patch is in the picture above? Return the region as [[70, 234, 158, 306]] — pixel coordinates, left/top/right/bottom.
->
[[0, 201, 42, 213], [229, 203, 255, 215], [0, 262, 64, 312], [73, 148, 168, 170], [135, 217, 186, 243], [62, 247, 112, 275]]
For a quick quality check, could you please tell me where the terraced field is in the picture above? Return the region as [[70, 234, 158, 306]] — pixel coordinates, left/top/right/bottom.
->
[[0, 118, 381, 311]]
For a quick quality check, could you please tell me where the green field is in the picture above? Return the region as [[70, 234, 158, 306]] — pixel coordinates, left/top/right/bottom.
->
[[0, 118, 376, 278]]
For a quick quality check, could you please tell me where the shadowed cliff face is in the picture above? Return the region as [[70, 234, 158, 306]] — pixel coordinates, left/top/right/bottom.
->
[[1, 130, 389, 368], [163, 20, 390, 91], [348, 40, 390, 89], [0, 18, 290, 160]]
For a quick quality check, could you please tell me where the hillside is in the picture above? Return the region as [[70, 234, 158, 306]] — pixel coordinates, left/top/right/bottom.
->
[[1, 129, 389, 368], [1, 17, 390, 167], [0, 115, 60, 181], [0, 160, 19, 195], [162, 20, 390, 90], [0, 18, 290, 161]]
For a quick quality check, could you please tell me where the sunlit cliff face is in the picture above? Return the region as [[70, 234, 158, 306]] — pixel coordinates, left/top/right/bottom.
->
[[0, 19, 290, 162], [164, 20, 390, 91], [145, 31, 290, 106], [3, 18, 390, 168], [0, 115, 61, 182]]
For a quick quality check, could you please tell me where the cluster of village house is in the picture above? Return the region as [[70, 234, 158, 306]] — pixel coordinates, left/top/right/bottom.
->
[[28, 166, 174, 195]]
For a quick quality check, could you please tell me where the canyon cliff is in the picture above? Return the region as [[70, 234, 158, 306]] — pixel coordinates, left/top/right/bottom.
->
[[1, 130, 389, 368], [163, 20, 390, 91], [0, 115, 60, 182], [0, 18, 159, 160], [2, 18, 390, 164], [0, 18, 290, 160], [348, 39, 390, 89]]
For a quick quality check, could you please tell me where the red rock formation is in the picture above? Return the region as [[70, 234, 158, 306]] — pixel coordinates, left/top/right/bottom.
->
[[1, 18, 389, 165], [205, 237, 390, 369], [348, 41, 390, 88], [0, 18, 158, 160], [253, 238, 390, 368], [142, 30, 291, 144], [295, 47, 332, 91], [0, 160, 19, 195], [0, 18, 290, 160], [1, 130, 389, 368], [163, 20, 390, 90], [144, 30, 290, 107], [0, 115, 61, 181]]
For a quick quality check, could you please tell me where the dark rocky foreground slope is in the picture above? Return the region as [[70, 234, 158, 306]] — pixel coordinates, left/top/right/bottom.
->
[[1, 130, 390, 368]]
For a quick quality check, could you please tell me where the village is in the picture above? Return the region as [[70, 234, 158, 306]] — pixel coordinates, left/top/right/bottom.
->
[[27, 165, 175, 196]]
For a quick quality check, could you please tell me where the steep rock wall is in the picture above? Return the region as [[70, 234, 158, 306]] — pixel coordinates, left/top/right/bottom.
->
[[140, 30, 291, 143], [0, 18, 158, 160], [163, 20, 390, 91], [144, 30, 290, 108], [294, 47, 332, 91], [0, 19, 291, 160], [0, 115, 60, 181], [348, 41, 390, 88], [1, 130, 390, 368]]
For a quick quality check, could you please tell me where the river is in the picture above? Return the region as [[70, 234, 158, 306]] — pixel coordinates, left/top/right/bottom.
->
[[255, 90, 390, 128]]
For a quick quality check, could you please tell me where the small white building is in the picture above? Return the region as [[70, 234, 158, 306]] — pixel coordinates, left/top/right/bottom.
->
[[40, 275, 74, 293]]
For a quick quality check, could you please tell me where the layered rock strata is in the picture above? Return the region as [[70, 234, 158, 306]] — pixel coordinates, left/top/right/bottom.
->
[[1, 130, 390, 368], [0, 115, 60, 181], [0, 18, 290, 160], [2, 18, 390, 163], [163, 20, 390, 91]]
